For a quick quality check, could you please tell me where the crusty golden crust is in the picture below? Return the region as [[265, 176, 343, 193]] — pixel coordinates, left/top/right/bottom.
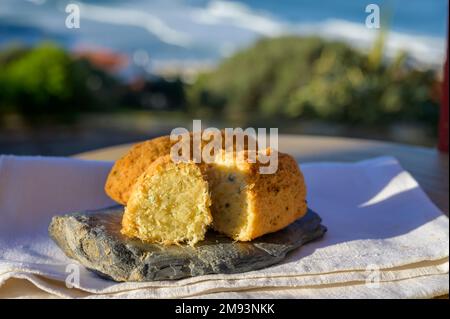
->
[[105, 136, 175, 205], [205, 149, 307, 241], [239, 152, 307, 241], [105, 131, 257, 205]]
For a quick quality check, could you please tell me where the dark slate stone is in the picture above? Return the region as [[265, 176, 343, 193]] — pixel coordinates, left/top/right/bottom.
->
[[49, 206, 327, 282]]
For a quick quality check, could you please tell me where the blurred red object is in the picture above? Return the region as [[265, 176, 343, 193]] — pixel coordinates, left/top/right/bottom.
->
[[438, 24, 449, 153], [74, 49, 128, 72]]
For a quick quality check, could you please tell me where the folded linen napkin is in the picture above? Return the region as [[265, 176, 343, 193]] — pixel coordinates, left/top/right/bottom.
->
[[0, 155, 448, 298]]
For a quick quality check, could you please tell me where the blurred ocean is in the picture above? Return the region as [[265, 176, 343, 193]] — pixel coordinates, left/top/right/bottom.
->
[[0, 0, 448, 76]]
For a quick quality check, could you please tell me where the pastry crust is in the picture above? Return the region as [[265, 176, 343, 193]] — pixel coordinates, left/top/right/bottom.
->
[[242, 152, 307, 240], [207, 150, 307, 241], [105, 131, 257, 205], [105, 136, 175, 205]]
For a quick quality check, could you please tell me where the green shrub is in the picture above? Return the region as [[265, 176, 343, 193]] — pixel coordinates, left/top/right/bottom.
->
[[0, 42, 119, 124], [187, 36, 439, 128]]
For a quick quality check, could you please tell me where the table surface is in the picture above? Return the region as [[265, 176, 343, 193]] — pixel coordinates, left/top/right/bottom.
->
[[2, 134, 448, 298]]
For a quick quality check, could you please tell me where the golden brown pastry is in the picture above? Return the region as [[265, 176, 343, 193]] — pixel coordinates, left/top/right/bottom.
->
[[205, 150, 307, 241], [105, 136, 175, 205], [105, 131, 257, 205], [121, 148, 307, 244]]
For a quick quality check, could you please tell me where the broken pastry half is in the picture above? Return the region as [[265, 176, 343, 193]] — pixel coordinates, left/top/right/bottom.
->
[[121, 155, 212, 246], [120, 148, 307, 246], [206, 149, 307, 241]]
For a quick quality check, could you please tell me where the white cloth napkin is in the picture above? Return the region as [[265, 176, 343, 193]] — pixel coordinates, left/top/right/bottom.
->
[[0, 155, 448, 299]]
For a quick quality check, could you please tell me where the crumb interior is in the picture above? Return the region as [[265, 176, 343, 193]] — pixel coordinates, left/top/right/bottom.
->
[[207, 156, 250, 239], [127, 163, 211, 245]]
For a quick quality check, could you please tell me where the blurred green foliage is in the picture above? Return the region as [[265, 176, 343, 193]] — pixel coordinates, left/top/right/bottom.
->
[[0, 42, 120, 124], [187, 36, 439, 128], [0, 42, 187, 126], [0, 38, 440, 134]]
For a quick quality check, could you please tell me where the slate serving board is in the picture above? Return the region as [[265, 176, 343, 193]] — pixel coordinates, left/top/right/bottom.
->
[[49, 206, 327, 282]]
